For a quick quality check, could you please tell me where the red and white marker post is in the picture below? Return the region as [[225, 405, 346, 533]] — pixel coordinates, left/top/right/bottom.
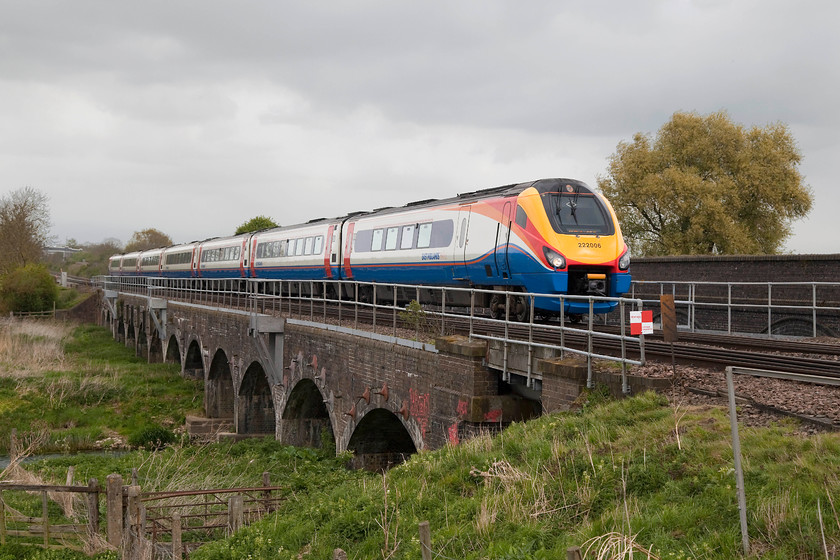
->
[[630, 310, 653, 336]]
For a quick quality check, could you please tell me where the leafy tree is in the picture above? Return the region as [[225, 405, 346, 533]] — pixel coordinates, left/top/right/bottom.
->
[[235, 215, 279, 235], [0, 263, 59, 313], [0, 187, 51, 274], [124, 228, 173, 252], [597, 111, 813, 256]]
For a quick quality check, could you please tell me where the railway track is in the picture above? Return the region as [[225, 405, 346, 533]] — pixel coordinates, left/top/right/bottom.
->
[[126, 288, 840, 380]]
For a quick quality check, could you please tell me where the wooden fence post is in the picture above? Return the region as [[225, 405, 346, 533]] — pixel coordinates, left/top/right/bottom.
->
[[125, 485, 142, 560], [228, 496, 244, 533], [171, 512, 182, 560], [419, 521, 431, 560], [87, 478, 100, 540], [262, 471, 271, 513], [106, 474, 124, 548], [0, 490, 6, 545], [42, 491, 50, 548], [566, 546, 582, 560]]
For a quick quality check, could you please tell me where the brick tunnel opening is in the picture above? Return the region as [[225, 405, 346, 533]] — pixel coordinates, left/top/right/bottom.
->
[[165, 335, 181, 364], [184, 340, 204, 379], [281, 379, 333, 449], [206, 350, 234, 419], [347, 409, 417, 471], [237, 362, 276, 436]]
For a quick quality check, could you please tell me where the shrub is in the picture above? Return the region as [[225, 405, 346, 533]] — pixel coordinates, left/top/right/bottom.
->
[[0, 263, 59, 313], [128, 425, 177, 450]]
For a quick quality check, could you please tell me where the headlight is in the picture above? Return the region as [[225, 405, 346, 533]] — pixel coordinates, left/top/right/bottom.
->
[[543, 247, 566, 269], [618, 248, 631, 270]]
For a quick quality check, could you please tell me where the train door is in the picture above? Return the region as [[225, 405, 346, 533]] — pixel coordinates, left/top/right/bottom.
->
[[454, 205, 471, 280], [323, 225, 335, 278], [494, 201, 513, 279], [342, 222, 355, 280]]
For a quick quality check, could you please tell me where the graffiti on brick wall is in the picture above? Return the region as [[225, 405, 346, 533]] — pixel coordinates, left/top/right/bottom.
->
[[409, 388, 429, 440]]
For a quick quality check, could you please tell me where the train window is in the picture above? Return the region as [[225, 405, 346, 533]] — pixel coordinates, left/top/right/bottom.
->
[[458, 219, 467, 248], [295, 238, 305, 256], [354, 230, 372, 252], [371, 229, 384, 251], [279, 240, 287, 257], [417, 223, 432, 248], [313, 236, 324, 255], [233, 247, 240, 260], [304, 237, 314, 255], [401, 225, 415, 249], [515, 205, 528, 229], [544, 191, 613, 235], [385, 227, 399, 250], [427, 220, 454, 249]]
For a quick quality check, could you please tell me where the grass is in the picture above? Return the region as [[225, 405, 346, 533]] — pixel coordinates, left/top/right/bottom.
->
[[3, 317, 840, 558], [184, 392, 840, 560], [0, 319, 203, 455]]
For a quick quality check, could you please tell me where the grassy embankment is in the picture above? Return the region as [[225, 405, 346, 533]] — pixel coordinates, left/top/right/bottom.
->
[[0, 319, 202, 455], [3, 319, 840, 559]]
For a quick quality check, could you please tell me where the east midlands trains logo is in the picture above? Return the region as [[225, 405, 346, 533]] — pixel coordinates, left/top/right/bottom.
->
[[421, 252, 441, 261]]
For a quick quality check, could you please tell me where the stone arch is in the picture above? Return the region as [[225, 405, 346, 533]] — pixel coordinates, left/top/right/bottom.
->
[[767, 317, 836, 338], [115, 315, 125, 343], [165, 335, 181, 364], [347, 408, 418, 471], [236, 362, 276, 435], [280, 379, 333, 449], [206, 349, 235, 419], [184, 338, 204, 379]]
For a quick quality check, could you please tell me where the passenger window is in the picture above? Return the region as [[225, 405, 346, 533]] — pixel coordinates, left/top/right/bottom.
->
[[279, 240, 287, 257], [417, 223, 432, 248], [458, 219, 467, 248], [371, 229, 384, 251], [385, 227, 399, 250], [401, 225, 415, 249], [295, 238, 305, 256], [313, 236, 324, 255]]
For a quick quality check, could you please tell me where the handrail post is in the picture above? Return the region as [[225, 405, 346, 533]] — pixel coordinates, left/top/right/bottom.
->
[[767, 283, 772, 338], [620, 299, 628, 394], [586, 298, 593, 388]]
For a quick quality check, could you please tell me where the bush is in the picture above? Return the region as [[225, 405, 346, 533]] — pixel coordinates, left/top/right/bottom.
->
[[0, 263, 59, 313], [128, 425, 177, 450]]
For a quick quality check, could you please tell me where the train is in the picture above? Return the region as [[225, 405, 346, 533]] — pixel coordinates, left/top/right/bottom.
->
[[108, 178, 631, 319]]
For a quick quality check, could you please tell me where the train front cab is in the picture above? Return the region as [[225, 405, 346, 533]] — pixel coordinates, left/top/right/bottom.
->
[[512, 180, 630, 315]]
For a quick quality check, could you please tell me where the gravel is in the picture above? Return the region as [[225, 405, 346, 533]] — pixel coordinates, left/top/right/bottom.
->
[[629, 352, 840, 434]]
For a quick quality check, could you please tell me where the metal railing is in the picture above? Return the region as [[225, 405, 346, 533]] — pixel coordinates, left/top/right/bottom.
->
[[631, 280, 840, 338], [97, 276, 646, 392]]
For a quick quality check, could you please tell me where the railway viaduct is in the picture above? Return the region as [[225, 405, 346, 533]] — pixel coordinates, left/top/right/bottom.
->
[[98, 291, 657, 469]]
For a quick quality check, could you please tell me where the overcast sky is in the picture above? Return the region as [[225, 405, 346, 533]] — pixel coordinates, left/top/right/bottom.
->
[[2, 1, 837, 254]]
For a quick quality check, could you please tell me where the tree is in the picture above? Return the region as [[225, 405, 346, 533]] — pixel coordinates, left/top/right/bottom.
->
[[0, 187, 51, 274], [597, 111, 813, 256], [124, 229, 173, 252], [0, 263, 59, 313], [235, 215, 279, 235]]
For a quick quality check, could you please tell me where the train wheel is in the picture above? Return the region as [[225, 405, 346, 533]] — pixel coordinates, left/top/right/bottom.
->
[[489, 294, 505, 320], [567, 313, 583, 324], [511, 296, 529, 322], [489, 293, 529, 322]]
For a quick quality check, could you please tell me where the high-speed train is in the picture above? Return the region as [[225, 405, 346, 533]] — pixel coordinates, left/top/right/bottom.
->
[[108, 178, 631, 318]]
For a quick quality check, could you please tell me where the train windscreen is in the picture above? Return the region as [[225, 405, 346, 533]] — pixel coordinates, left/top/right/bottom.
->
[[542, 190, 614, 235]]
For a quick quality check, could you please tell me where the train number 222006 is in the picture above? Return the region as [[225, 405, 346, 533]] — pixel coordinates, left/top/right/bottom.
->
[[578, 242, 602, 248]]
